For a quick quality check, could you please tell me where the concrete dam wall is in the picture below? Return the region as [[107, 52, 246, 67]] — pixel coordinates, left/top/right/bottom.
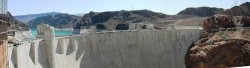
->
[[8, 26, 202, 68]]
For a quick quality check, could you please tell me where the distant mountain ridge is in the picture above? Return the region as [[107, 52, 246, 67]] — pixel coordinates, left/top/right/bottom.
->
[[8, 1, 250, 32], [13, 9, 202, 29], [177, 7, 224, 17], [14, 12, 60, 24], [74, 10, 169, 30], [74, 13, 87, 16], [219, 2, 250, 16], [177, 2, 250, 17], [29, 13, 82, 28]]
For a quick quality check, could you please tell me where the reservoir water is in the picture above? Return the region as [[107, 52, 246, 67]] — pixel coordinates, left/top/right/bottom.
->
[[31, 28, 73, 38]]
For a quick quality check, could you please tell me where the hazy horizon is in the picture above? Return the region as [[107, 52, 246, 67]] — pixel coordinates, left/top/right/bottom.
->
[[9, 0, 249, 16]]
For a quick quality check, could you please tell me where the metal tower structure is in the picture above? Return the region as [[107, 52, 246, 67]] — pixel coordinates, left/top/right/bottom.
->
[[0, 0, 7, 14]]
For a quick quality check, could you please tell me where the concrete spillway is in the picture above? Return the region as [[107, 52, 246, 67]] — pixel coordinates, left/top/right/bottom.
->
[[8, 26, 202, 68]]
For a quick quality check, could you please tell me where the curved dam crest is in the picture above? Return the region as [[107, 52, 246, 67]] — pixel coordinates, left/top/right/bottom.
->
[[8, 25, 202, 68]]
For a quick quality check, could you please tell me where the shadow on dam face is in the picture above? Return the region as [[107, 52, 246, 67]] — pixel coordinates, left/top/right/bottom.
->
[[11, 47, 17, 68], [76, 38, 85, 60], [38, 41, 50, 68], [66, 40, 74, 55], [56, 39, 64, 54]]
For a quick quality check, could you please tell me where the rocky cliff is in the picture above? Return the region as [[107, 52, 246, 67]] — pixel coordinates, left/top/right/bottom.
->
[[0, 12, 29, 31]]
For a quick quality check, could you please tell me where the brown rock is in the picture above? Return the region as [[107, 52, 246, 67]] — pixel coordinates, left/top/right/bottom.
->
[[203, 15, 235, 30], [186, 38, 250, 68], [202, 15, 250, 31]]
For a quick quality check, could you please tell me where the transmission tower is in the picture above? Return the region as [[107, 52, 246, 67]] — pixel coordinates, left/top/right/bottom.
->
[[0, 0, 7, 14]]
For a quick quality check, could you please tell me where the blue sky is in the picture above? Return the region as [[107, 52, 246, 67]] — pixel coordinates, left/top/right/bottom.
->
[[8, 0, 249, 16]]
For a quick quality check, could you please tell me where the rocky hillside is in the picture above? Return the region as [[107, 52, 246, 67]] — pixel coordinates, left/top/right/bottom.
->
[[0, 12, 29, 31], [177, 7, 224, 17], [29, 13, 81, 28], [15, 12, 60, 24], [219, 2, 250, 16], [75, 10, 170, 30]]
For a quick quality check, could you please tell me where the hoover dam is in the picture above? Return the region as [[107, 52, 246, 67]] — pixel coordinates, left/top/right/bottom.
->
[[6, 0, 250, 67], [7, 24, 202, 68]]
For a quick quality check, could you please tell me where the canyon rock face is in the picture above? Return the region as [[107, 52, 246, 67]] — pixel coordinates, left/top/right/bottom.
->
[[186, 31, 250, 68], [0, 12, 29, 31]]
